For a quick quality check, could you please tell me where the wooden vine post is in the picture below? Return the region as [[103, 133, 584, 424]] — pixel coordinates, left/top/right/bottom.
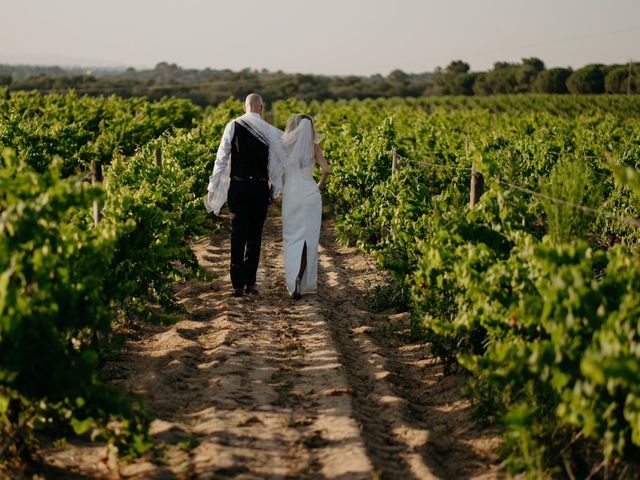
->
[[155, 146, 163, 169], [467, 138, 485, 209], [391, 147, 399, 177], [91, 160, 103, 226]]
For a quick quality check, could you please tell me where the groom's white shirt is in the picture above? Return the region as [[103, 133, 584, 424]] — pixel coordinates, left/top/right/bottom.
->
[[205, 112, 284, 215], [207, 113, 263, 193]]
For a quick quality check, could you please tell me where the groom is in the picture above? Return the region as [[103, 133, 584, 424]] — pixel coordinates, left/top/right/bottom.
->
[[205, 93, 284, 297]]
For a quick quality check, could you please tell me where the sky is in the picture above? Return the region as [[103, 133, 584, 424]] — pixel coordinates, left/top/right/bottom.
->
[[1, 0, 639, 76]]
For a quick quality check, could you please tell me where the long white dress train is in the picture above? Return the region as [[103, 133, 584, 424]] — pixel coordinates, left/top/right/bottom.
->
[[282, 160, 322, 295]]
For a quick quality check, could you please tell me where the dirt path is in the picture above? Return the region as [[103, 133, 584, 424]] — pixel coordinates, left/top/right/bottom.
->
[[40, 211, 500, 479]]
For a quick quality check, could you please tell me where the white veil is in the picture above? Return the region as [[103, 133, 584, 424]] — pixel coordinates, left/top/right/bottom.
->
[[282, 118, 316, 170]]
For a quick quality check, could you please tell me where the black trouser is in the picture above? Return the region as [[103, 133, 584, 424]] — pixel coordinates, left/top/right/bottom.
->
[[227, 179, 270, 290]]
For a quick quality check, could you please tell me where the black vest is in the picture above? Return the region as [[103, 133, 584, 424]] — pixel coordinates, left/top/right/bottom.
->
[[230, 122, 269, 180]]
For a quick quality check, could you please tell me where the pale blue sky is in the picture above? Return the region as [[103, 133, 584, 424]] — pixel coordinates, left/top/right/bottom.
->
[[2, 0, 638, 75]]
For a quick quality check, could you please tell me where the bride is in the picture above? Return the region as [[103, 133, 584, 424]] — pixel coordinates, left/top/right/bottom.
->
[[281, 114, 330, 299]]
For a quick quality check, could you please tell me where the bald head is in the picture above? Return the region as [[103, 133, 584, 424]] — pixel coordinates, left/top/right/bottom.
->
[[244, 93, 263, 113]]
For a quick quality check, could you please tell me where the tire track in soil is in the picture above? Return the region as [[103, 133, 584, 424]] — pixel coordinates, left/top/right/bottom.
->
[[37, 210, 500, 479], [316, 218, 501, 480]]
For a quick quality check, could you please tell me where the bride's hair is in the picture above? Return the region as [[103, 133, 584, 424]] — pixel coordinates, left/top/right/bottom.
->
[[285, 114, 318, 144]]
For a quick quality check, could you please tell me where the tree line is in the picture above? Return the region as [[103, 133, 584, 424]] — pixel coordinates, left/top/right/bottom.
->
[[0, 58, 637, 105], [431, 58, 638, 96]]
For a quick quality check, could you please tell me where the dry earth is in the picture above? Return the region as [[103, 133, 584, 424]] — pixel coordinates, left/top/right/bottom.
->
[[35, 210, 501, 479]]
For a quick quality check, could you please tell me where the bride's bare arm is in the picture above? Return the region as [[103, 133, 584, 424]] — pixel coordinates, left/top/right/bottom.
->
[[315, 144, 330, 190]]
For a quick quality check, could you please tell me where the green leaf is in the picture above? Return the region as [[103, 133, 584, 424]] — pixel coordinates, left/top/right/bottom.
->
[[70, 417, 94, 435]]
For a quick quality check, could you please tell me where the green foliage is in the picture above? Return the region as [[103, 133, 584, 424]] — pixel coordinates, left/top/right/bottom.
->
[[101, 140, 204, 314], [605, 64, 640, 94], [462, 242, 640, 475], [531, 67, 572, 94], [364, 275, 410, 313], [0, 150, 150, 460], [0, 91, 200, 175], [313, 95, 640, 476], [539, 156, 603, 243], [0, 93, 240, 465], [431, 61, 475, 95], [567, 64, 607, 94]]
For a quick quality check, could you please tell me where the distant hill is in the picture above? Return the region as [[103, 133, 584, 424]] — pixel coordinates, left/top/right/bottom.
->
[[0, 62, 431, 83], [0, 62, 434, 105], [0, 64, 128, 81], [0, 59, 636, 105]]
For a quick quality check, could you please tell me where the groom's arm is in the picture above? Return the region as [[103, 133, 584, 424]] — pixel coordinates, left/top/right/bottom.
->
[[207, 121, 235, 193]]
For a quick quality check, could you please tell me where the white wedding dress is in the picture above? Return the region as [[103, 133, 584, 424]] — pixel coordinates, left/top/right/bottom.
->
[[281, 121, 322, 295]]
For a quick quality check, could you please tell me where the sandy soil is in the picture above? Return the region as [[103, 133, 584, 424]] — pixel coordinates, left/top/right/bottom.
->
[[35, 210, 501, 479]]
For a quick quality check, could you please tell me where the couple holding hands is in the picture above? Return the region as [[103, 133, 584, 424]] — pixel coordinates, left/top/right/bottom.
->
[[205, 93, 330, 299]]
